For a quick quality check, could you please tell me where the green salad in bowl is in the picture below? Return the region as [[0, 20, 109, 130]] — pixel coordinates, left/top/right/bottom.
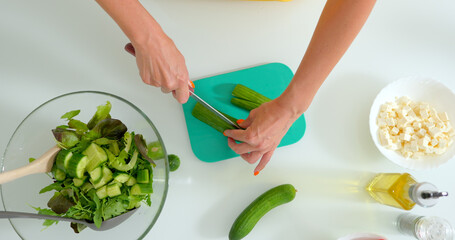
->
[[1, 91, 169, 240]]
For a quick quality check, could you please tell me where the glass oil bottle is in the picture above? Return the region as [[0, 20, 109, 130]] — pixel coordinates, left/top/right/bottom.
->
[[365, 173, 448, 210]]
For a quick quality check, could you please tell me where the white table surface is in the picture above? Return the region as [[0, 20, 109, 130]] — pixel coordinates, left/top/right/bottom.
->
[[1, 0, 455, 239]]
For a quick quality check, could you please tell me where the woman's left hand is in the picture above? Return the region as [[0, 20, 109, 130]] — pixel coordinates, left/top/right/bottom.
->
[[223, 99, 300, 175]]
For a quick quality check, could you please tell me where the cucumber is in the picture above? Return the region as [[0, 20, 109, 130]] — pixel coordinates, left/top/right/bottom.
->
[[229, 184, 296, 240], [192, 102, 238, 133], [54, 168, 66, 181], [113, 172, 130, 183], [81, 182, 94, 193], [91, 166, 113, 189], [55, 149, 72, 172], [125, 176, 137, 186], [83, 143, 107, 172], [73, 176, 88, 187], [230, 98, 261, 111], [96, 185, 108, 199], [136, 169, 149, 184], [131, 182, 153, 195], [107, 183, 122, 197], [147, 141, 164, 160], [66, 153, 88, 178], [89, 166, 103, 183], [231, 84, 271, 106]]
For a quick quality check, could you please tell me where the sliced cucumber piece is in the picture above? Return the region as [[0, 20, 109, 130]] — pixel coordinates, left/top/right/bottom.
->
[[136, 169, 149, 184], [107, 183, 122, 197], [125, 176, 137, 186], [55, 149, 72, 172], [66, 153, 88, 178], [89, 166, 103, 183], [96, 185, 108, 199], [83, 143, 107, 172], [91, 166, 113, 189], [73, 176, 88, 187], [81, 182, 94, 193], [131, 182, 153, 195], [113, 172, 130, 183], [54, 168, 66, 181]]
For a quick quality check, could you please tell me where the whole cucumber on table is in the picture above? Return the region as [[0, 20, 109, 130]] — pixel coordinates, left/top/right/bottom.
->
[[229, 184, 296, 240]]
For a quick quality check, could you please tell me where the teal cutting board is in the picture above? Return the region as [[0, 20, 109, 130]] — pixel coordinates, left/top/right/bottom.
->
[[182, 63, 306, 162]]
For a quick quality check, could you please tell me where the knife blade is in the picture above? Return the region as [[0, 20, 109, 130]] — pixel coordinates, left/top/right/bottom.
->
[[189, 90, 241, 129]]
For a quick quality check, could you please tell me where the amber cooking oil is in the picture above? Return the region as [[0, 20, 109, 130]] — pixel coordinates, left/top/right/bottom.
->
[[365, 173, 417, 210]]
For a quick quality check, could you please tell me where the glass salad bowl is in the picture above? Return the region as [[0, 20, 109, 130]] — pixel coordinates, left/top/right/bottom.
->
[[0, 91, 169, 240]]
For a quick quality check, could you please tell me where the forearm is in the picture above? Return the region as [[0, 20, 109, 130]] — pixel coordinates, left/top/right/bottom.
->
[[278, 0, 376, 116], [95, 0, 163, 44]]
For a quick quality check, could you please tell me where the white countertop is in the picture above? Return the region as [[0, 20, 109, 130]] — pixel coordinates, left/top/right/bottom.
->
[[1, 0, 455, 239]]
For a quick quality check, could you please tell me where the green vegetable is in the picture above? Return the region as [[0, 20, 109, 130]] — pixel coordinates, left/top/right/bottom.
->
[[60, 110, 81, 120], [229, 184, 296, 240], [231, 84, 271, 110], [147, 141, 164, 160], [168, 154, 180, 172], [230, 98, 261, 111], [191, 102, 238, 133], [83, 143, 108, 172], [52, 129, 80, 149], [87, 101, 111, 129], [34, 102, 156, 233], [66, 153, 87, 178]]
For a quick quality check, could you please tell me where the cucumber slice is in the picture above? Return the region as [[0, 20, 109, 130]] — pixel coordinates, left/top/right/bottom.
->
[[89, 166, 103, 183], [55, 149, 72, 172], [73, 176, 88, 187], [131, 182, 153, 195], [107, 183, 122, 197], [136, 169, 149, 184], [66, 153, 88, 178], [81, 182, 94, 193], [91, 166, 113, 189], [83, 143, 107, 172], [113, 172, 130, 183], [54, 168, 66, 181], [147, 141, 164, 160], [125, 176, 137, 186], [96, 185, 108, 199]]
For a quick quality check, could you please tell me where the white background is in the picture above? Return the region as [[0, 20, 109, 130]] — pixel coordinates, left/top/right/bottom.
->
[[1, 0, 455, 239]]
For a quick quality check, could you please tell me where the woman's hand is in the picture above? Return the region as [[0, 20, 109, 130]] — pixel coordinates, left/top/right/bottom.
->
[[223, 98, 300, 175], [125, 32, 191, 104]]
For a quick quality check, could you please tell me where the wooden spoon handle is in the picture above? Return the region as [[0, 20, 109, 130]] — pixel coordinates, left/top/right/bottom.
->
[[0, 146, 60, 184]]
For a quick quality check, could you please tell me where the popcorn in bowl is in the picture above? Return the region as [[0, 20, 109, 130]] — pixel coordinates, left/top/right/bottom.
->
[[377, 96, 455, 159]]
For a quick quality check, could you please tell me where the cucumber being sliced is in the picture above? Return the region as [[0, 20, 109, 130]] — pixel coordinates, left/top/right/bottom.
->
[[107, 183, 122, 197], [66, 153, 88, 178], [55, 149, 72, 172], [113, 172, 130, 183], [136, 169, 149, 184], [83, 143, 107, 172]]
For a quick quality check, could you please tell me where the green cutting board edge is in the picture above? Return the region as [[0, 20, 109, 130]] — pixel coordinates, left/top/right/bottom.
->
[[182, 63, 306, 162]]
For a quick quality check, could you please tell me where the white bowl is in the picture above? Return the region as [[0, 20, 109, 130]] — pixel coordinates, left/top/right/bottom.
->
[[369, 76, 455, 170]]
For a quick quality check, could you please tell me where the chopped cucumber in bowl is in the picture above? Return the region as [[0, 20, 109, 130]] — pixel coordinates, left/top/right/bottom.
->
[[1, 91, 170, 240]]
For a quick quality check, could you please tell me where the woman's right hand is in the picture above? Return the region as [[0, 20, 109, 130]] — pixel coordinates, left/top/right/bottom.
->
[[125, 32, 191, 104]]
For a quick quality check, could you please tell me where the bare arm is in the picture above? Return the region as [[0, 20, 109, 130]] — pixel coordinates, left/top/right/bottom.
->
[[96, 0, 191, 103], [225, 0, 377, 175]]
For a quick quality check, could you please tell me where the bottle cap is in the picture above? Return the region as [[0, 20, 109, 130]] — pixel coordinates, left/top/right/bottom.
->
[[410, 182, 448, 207]]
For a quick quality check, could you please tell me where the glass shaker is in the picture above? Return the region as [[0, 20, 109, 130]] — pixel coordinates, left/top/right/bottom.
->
[[397, 213, 454, 240]]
